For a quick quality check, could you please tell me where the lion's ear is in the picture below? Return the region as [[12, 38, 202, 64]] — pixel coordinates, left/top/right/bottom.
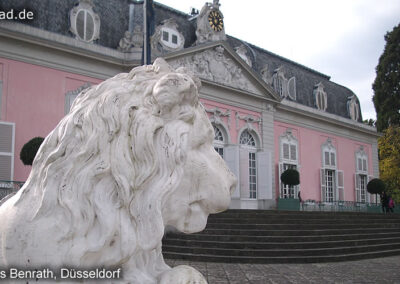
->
[[176, 67, 202, 90], [152, 73, 198, 121]]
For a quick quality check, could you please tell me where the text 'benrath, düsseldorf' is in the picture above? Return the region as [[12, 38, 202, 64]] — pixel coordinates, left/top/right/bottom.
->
[[0, 268, 122, 280]]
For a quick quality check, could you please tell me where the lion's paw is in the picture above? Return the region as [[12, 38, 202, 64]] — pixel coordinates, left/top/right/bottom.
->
[[158, 265, 207, 284]]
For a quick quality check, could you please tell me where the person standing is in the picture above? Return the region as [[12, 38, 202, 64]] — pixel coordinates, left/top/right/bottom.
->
[[388, 196, 395, 213], [381, 191, 388, 213]]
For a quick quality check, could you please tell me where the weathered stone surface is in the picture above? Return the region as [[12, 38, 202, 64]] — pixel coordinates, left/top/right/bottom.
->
[[0, 58, 236, 283]]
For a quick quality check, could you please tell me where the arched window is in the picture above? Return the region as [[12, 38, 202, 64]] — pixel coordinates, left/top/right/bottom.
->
[[239, 130, 256, 147], [213, 125, 225, 158], [240, 130, 257, 199]]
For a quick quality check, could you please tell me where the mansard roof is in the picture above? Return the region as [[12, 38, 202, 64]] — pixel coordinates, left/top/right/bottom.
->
[[226, 36, 361, 122], [0, 0, 363, 122]]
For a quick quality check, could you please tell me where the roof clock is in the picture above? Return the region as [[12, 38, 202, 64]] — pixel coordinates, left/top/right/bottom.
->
[[208, 10, 224, 32], [196, 0, 226, 44]]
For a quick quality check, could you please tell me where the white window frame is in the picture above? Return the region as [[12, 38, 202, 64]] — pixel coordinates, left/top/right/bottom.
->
[[278, 129, 299, 199], [320, 138, 341, 203], [355, 146, 369, 203], [239, 129, 258, 200], [279, 163, 298, 199], [213, 124, 225, 158], [272, 68, 287, 98]]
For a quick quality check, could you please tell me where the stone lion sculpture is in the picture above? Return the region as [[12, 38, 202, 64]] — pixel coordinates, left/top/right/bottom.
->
[[0, 58, 237, 283]]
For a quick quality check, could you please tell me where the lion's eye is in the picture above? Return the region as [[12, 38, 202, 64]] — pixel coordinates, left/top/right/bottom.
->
[[166, 78, 180, 86]]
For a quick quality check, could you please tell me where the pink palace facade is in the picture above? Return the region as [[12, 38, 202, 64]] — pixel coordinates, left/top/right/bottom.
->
[[0, 0, 380, 210]]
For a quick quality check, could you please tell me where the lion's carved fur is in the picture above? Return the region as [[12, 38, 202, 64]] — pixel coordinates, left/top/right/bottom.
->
[[0, 59, 236, 283]]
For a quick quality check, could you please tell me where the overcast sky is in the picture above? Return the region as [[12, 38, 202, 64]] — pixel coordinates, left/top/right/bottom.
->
[[156, 0, 400, 120]]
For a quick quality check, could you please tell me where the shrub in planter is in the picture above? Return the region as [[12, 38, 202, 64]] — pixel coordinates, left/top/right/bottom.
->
[[280, 168, 300, 186], [367, 178, 385, 195], [20, 137, 44, 166], [367, 178, 385, 204]]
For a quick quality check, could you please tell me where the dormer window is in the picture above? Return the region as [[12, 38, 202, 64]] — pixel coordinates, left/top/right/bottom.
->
[[314, 82, 327, 111], [347, 95, 360, 121], [160, 27, 182, 49], [271, 67, 296, 101], [152, 19, 185, 53], [162, 31, 168, 42], [70, 0, 100, 43]]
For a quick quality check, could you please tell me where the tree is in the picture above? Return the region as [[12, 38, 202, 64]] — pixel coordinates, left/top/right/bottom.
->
[[20, 137, 44, 166], [372, 23, 400, 132], [378, 125, 400, 203], [363, 119, 375, 127]]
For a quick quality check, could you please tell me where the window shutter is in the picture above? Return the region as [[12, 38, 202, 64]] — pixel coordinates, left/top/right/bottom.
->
[[239, 148, 249, 199], [278, 162, 283, 198], [257, 151, 271, 199], [0, 122, 15, 180], [290, 144, 297, 161], [224, 146, 240, 198], [282, 143, 289, 160], [337, 170, 344, 201], [320, 168, 326, 202], [355, 174, 361, 202]]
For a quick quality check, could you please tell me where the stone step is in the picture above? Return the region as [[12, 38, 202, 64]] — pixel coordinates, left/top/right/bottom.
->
[[165, 231, 400, 243], [162, 209, 400, 263], [205, 222, 400, 230], [163, 236, 400, 250], [212, 210, 400, 220], [200, 227, 400, 237], [162, 248, 400, 264], [208, 217, 399, 224], [163, 242, 400, 257]]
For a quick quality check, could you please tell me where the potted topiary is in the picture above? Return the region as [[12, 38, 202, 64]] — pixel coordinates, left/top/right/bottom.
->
[[278, 168, 300, 211], [20, 137, 44, 166], [280, 168, 300, 188], [367, 178, 385, 205]]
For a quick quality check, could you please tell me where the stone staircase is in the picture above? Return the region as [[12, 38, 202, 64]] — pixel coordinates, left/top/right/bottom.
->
[[162, 209, 400, 263]]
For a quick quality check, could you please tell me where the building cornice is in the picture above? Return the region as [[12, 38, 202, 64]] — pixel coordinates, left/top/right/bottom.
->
[[0, 22, 142, 66], [276, 99, 381, 138]]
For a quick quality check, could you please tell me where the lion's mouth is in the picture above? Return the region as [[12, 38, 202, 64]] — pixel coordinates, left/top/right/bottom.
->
[[180, 201, 208, 233]]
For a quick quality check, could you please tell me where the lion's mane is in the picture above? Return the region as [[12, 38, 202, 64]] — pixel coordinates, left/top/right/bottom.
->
[[14, 58, 203, 281]]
